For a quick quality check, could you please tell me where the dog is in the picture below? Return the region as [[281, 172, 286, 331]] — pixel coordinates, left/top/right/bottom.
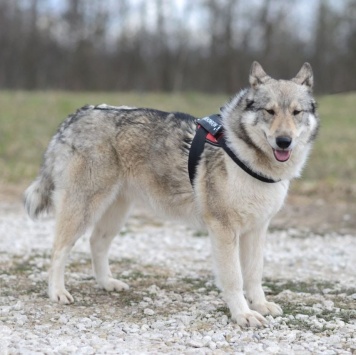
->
[[24, 62, 319, 327]]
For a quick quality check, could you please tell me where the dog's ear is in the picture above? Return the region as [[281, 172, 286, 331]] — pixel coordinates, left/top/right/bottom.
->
[[249, 61, 270, 89], [292, 63, 314, 89]]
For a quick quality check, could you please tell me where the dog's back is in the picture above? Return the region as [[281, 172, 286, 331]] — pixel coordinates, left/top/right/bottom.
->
[[24, 106, 200, 222]]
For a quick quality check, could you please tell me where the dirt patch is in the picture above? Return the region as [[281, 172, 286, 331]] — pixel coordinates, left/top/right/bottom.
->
[[272, 193, 356, 235]]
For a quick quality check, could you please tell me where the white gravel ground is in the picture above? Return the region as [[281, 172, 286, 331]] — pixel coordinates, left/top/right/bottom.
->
[[0, 202, 355, 354]]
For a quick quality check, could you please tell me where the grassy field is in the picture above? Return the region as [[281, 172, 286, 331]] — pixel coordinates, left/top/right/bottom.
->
[[0, 91, 355, 198]]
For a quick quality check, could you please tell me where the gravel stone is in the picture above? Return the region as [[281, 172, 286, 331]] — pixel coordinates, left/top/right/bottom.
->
[[187, 340, 203, 348], [0, 202, 355, 354], [143, 308, 155, 316]]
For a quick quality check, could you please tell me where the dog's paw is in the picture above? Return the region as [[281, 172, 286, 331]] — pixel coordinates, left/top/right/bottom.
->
[[101, 278, 129, 292], [232, 310, 267, 328], [250, 301, 283, 316], [49, 288, 74, 304]]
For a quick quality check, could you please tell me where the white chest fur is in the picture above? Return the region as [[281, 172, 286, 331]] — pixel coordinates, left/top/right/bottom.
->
[[224, 163, 289, 232]]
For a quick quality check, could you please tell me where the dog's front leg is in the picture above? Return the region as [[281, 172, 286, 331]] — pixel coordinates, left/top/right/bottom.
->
[[240, 222, 283, 317], [208, 221, 267, 327]]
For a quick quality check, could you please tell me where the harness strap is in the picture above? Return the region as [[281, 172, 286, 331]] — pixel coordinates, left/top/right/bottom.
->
[[188, 124, 208, 185], [217, 136, 278, 184], [188, 114, 280, 186]]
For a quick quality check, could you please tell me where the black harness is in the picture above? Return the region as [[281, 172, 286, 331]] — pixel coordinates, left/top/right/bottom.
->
[[188, 114, 280, 186]]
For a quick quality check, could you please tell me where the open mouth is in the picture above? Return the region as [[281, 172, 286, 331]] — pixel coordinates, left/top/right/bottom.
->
[[273, 149, 292, 162]]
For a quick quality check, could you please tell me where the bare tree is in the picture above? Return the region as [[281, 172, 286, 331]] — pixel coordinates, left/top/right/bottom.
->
[[0, 0, 354, 93]]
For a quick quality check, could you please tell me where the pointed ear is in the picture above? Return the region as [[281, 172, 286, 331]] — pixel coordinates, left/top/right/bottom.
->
[[292, 62, 314, 89], [249, 61, 270, 89]]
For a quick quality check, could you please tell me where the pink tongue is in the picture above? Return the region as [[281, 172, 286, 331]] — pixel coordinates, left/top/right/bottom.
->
[[273, 149, 291, 162]]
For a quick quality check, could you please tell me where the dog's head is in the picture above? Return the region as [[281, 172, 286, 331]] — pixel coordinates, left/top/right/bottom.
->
[[222, 62, 320, 179]]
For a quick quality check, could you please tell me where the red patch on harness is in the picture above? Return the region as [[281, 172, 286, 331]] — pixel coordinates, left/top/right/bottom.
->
[[197, 124, 223, 145], [206, 132, 219, 143]]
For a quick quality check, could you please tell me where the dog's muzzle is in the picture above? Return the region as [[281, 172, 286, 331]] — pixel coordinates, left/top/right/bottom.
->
[[273, 136, 292, 162]]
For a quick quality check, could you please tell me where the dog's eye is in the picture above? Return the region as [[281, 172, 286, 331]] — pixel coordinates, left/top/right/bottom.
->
[[265, 109, 275, 115], [293, 110, 301, 115]]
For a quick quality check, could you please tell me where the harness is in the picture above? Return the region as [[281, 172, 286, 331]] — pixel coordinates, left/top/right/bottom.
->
[[188, 114, 280, 186]]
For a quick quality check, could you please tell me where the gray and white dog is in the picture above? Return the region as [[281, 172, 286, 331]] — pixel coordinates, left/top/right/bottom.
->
[[25, 62, 319, 327]]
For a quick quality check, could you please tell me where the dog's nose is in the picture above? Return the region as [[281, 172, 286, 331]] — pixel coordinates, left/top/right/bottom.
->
[[276, 136, 292, 149]]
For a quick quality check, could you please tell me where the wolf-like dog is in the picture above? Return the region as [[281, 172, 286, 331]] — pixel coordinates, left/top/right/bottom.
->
[[24, 62, 319, 327]]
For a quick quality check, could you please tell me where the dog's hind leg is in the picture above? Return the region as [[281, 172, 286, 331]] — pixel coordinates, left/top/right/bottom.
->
[[90, 194, 132, 292], [240, 222, 283, 317], [49, 183, 120, 304], [49, 190, 87, 304]]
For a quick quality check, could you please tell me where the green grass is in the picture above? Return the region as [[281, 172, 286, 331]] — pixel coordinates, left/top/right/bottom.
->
[[302, 93, 356, 182], [0, 90, 355, 196]]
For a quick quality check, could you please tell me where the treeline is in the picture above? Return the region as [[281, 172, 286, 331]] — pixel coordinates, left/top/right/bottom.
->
[[0, 0, 355, 93]]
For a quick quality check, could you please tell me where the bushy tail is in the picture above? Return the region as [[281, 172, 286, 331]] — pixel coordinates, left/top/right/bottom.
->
[[24, 172, 54, 219]]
